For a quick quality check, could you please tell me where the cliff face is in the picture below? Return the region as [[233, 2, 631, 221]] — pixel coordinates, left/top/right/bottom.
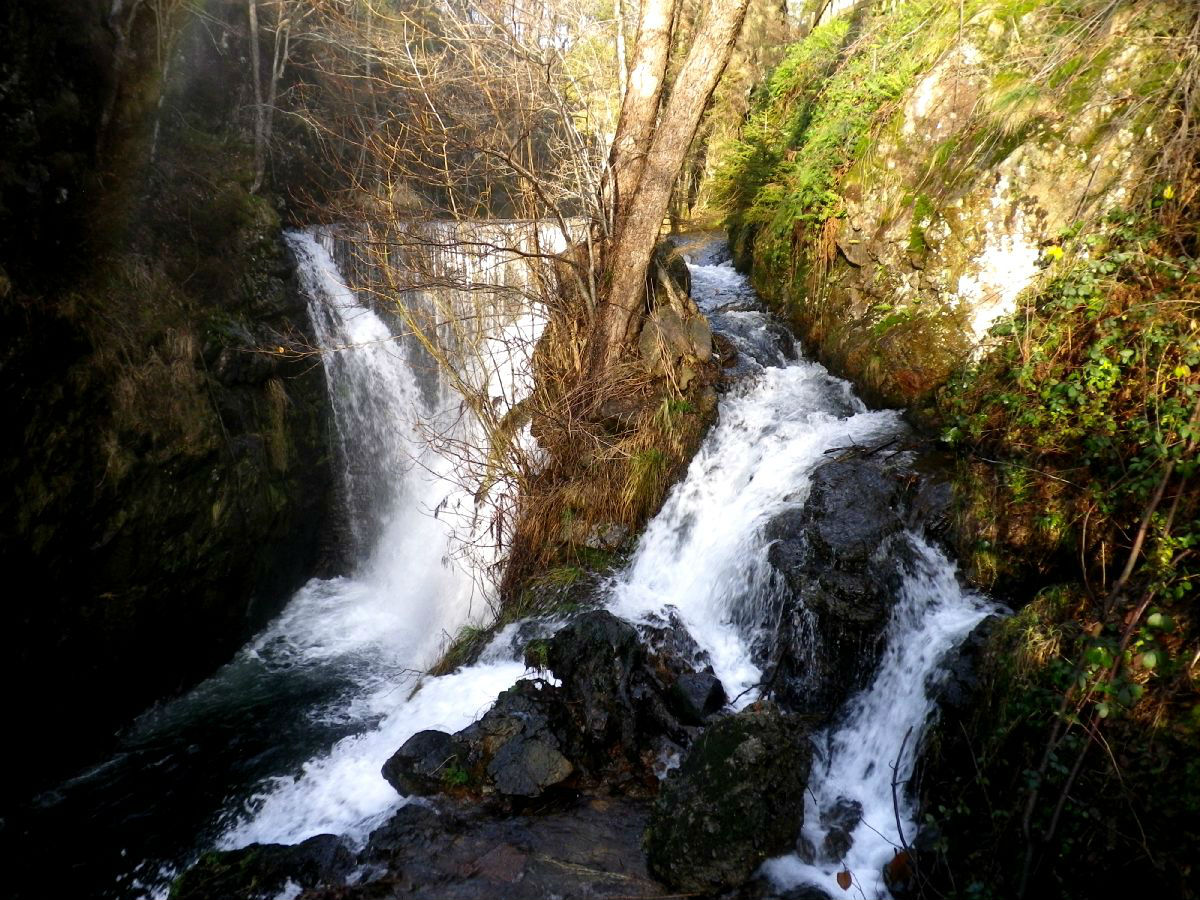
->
[[0, 0, 333, 792], [719, 0, 1188, 407], [716, 3, 1199, 896]]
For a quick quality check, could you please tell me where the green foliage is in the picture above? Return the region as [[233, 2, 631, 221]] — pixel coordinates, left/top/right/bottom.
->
[[715, 0, 945, 270], [440, 763, 471, 787], [941, 210, 1200, 604], [928, 206, 1200, 898]]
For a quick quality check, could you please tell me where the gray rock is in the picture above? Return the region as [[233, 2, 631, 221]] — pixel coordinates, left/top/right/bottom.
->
[[669, 672, 727, 725], [762, 460, 907, 719], [454, 682, 574, 798], [382, 730, 457, 796], [645, 706, 813, 892], [687, 314, 713, 362], [486, 731, 573, 797], [584, 521, 629, 550]]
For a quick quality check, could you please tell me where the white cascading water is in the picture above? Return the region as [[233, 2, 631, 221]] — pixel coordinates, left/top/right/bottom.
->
[[213, 226, 562, 849], [206, 237, 990, 899], [608, 253, 996, 898], [764, 538, 994, 896]]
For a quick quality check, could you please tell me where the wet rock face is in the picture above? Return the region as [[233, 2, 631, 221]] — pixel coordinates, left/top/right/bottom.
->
[[645, 705, 813, 893], [327, 796, 670, 900], [670, 672, 728, 725], [381, 730, 458, 797], [383, 610, 727, 802], [457, 682, 576, 798], [926, 613, 1003, 719], [763, 459, 908, 718], [2, 0, 335, 794], [170, 834, 353, 900]]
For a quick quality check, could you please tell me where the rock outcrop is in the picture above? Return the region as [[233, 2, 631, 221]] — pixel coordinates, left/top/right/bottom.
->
[[1, 0, 334, 793], [645, 705, 813, 892], [382, 610, 728, 802], [761, 458, 909, 718], [170, 834, 353, 900]]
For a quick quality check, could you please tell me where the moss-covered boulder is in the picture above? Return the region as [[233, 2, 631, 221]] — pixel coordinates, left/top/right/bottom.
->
[[170, 835, 353, 900], [645, 705, 812, 892]]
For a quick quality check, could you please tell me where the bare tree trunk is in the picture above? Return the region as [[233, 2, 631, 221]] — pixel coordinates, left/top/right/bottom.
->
[[595, 0, 751, 374], [607, 0, 677, 225], [248, 0, 265, 193], [615, 0, 628, 102]]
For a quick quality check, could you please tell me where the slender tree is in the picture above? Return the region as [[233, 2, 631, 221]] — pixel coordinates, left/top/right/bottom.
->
[[593, 0, 751, 377]]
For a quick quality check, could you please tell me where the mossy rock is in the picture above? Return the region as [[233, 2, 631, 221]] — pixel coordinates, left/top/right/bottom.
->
[[645, 705, 812, 892], [170, 835, 353, 900]]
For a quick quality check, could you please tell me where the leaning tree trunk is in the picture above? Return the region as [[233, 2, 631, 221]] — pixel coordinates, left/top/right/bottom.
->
[[595, 0, 751, 376], [607, 0, 678, 228]]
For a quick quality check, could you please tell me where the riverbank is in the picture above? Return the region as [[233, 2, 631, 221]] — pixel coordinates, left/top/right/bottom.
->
[[712, 1, 1200, 894]]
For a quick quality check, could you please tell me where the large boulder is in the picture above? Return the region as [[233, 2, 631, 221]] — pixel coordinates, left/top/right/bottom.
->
[[382, 681, 573, 800], [645, 705, 812, 892], [455, 682, 575, 798], [382, 610, 727, 802], [169, 834, 353, 900], [763, 459, 907, 718], [546, 610, 645, 756]]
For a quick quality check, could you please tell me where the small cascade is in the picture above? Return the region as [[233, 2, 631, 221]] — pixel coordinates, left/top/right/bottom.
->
[[609, 250, 996, 898], [14, 233, 993, 900], [763, 537, 993, 896]]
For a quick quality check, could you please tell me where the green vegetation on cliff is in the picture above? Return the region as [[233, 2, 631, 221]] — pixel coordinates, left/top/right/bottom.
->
[[716, 0, 1193, 406], [923, 205, 1200, 900], [711, 1, 1200, 895]]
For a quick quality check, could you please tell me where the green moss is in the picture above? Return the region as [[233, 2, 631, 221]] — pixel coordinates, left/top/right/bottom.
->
[[922, 204, 1200, 898]]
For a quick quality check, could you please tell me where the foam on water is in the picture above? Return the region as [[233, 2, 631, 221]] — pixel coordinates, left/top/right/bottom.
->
[[122, 240, 992, 900], [612, 256, 995, 897], [209, 230, 554, 851]]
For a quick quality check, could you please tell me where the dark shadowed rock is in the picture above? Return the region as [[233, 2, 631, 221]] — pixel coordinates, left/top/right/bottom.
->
[[382, 730, 456, 796], [318, 796, 671, 900], [639, 607, 712, 677], [381, 610, 720, 804], [926, 614, 1003, 716], [645, 705, 812, 892], [763, 460, 907, 719], [669, 672, 727, 725], [546, 610, 645, 757], [170, 834, 353, 900]]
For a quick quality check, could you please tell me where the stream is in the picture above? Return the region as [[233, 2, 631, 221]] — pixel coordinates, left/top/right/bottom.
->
[[6, 230, 995, 900]]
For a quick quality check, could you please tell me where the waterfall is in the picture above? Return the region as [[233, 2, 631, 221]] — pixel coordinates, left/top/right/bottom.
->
[[17, 232, 991, 900], [608, 250, 995, 898], [214, 226, 566, 849], [764, 538, 994, 896]]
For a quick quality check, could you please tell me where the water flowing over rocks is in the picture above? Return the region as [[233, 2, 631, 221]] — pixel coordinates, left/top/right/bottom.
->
[[382, 610, 726, 803], [20, 232, 997, 900]]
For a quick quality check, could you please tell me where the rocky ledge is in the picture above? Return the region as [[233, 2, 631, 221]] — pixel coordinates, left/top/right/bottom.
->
[[175, 452, 982, 900]]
